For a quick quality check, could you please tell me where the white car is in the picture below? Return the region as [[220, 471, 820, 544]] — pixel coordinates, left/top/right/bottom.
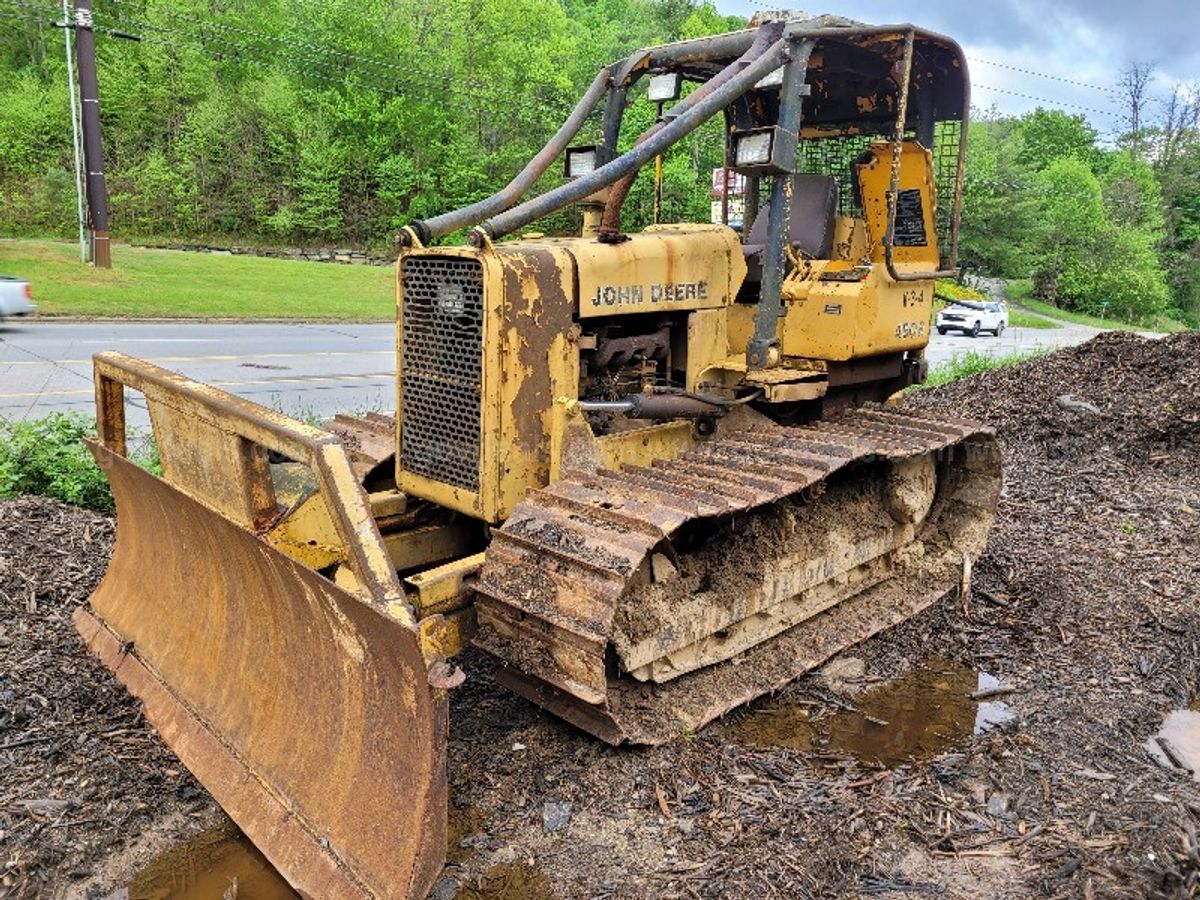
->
[[936, 299, 1007, 337], [0, 276, 36, 319]]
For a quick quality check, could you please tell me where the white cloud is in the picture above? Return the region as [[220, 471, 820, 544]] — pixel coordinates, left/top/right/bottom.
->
[[714, 0, 1195, 132]]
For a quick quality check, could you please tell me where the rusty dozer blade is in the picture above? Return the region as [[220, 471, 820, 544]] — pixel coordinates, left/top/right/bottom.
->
[[78, 353, 450, 900], [474, 406, 1002, 745]]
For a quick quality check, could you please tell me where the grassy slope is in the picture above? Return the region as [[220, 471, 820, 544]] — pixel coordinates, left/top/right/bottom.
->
[[0, 239, 394, 319], [1007, 279, 1191, 333], [922, 348, 1048, 389], [1007, 308, 1058, 329]]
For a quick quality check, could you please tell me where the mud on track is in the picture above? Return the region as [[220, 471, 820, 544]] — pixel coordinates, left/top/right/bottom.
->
[[2, 330, 1199, 898]]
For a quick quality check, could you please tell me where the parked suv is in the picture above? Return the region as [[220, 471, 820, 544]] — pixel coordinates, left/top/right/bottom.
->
[[0, 276, 36, 319], [936, 299, 1007, 337]]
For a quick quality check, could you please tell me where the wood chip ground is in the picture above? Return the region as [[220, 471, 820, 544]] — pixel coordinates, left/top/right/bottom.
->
[[2, 330, 1198, 898]]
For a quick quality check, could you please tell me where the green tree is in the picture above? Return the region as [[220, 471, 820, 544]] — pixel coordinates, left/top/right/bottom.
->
[[1014, 108, 1099, 172], [959, 114, 1039, 277], [1031, 156, 1171, 322]]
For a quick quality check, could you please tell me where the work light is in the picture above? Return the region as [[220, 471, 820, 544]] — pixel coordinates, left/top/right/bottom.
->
[[647, 72, 682, 102], [564, 145, 599, 179], [729, 127, 795, 176], [734, 130, 774, 167]]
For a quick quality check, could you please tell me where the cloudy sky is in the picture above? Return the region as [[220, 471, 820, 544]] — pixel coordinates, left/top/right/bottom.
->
[[711, 1, 1199, 137]]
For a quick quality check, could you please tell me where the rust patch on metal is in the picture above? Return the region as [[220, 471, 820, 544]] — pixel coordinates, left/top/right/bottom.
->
[[501, 248, 576, 484], [79, 449, 448, 899]]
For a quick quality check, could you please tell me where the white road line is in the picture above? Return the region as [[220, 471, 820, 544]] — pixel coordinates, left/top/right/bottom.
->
[[0, 350, 395, 366], [0, 371, 395, 399], [72, 338, 230, 344]]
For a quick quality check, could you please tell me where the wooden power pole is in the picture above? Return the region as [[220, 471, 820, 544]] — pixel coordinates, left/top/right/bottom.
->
[[73, 0, 112, 268]]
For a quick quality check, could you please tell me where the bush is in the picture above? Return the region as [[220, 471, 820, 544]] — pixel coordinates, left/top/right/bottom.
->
[[0, 415, 112, 509], [934, 280, 989, 303], [0, 414, 159, 511]]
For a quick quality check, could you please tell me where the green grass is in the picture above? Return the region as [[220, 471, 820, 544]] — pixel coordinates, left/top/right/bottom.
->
[[1007, 279, 1191, 333], [0, 239, 394, 319], [921, 348, 1049, 389], [1007, 308, 1059, 329]]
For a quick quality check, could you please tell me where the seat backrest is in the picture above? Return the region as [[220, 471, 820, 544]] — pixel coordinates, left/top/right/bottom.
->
[[745, 174, 839, 259]]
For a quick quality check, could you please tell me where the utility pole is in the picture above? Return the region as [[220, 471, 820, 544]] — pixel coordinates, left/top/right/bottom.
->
[[73, 0, 112, 268], [60, 0, 88, 263]]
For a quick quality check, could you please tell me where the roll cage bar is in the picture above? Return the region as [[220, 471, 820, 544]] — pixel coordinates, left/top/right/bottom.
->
[[397, 13, 970, 368]]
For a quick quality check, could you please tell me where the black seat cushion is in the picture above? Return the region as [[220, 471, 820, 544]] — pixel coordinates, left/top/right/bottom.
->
[[742, 174, 839, 280]]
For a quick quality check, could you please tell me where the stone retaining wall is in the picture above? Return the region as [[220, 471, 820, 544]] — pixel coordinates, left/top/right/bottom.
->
[[138, 242, 395, 266]]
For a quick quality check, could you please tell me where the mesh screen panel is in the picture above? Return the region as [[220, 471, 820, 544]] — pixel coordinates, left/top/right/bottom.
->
[[399, 256, 484, 492], [796, 135, 877, 217], [798, 125, 961, 261], [931, 120, 961, 250]]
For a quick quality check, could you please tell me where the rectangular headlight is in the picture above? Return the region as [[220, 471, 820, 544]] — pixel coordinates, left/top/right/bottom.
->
[[564, 145, 598, 179], [734, 130, 774, 167], [729, 127, 795, 176], [647, 72, 682, 102]]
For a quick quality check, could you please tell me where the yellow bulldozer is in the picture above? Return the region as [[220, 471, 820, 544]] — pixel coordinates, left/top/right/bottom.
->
[[76, 12, 1000, 898]]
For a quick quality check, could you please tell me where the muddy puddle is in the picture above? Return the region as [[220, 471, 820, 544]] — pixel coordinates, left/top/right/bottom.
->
[[444, 804, 555, 899], [107, 824, 296, 899], [723, 656, 1016, 767], [1145, 708, 1200, 780], [108, 807, 551, 900]]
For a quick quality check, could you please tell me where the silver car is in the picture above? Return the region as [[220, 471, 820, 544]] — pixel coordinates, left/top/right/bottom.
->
[[0, 276, 36, 319]]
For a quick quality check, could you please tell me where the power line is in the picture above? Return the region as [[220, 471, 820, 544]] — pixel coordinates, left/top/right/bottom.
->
[[965, 174, 1195, 215], [0, 7, 49, 24], [973, 83, 1119, 118], [118, 22, 571, 119], [0, 0, 135, 38], [88, 3, 577, 117], [0, 0, 53, 23], [968, 56, 1122, 98], [5, 0, 579, 116]]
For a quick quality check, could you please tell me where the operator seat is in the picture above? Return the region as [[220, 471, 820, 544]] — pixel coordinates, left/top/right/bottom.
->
[[742, 174, 839, 281]]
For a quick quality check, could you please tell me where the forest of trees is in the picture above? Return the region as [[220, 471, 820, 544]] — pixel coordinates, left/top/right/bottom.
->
[[1, 0, 1198, 325], [961, 103, 1200, 325]]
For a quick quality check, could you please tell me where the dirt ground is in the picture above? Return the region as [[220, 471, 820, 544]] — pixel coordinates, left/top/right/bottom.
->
[[2, 330, 1200, 898], [0, 499, 222, 898]]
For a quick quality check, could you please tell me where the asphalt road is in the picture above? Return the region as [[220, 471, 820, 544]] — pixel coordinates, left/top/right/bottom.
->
[[1, 315, 1101, 427], [0, 320, 396, 427], [922, 319, 1102, 367]]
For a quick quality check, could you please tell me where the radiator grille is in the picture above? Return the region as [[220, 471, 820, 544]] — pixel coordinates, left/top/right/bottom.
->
[[399, 256, 484, 492]]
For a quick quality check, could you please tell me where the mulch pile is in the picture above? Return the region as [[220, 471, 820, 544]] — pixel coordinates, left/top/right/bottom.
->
[[443, 330, 1200, 900], [0, 499, 217, 898], [2, 330, 1199, 899]]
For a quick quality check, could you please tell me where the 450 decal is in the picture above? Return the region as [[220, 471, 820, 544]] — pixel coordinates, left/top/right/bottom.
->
[[895, 320, 927, 339]]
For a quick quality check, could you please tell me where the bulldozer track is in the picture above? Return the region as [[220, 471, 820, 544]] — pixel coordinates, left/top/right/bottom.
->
[[331, 412, 398, 481], [474, 406, 1000, 745]]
